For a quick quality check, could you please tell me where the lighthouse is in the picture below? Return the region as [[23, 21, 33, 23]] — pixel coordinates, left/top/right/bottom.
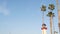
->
[[41, 23, 47, 34]]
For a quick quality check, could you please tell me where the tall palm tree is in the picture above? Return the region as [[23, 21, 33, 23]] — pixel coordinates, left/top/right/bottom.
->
[[47, 12, 55, 34], [41, 5, 46, 24], [47, 4, 55, 34]]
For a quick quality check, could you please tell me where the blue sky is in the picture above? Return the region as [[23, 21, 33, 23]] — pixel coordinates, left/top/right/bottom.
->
[[0, 0, 59, 34]]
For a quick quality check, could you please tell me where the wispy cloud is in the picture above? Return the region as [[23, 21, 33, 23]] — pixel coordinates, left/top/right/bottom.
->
[[0, 0, 10, 16]]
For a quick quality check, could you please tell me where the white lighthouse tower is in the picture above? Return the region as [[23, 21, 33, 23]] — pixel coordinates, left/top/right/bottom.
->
[[41, 23, 47, 34]]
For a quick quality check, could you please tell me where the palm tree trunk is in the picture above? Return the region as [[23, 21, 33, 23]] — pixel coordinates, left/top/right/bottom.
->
[[53, 17, 55, 34], [42, 12, 44, 24], [58, 10, 60, 33], [50, 15, 53, 34]]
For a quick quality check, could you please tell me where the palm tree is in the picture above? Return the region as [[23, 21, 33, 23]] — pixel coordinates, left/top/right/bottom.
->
[[47, 12, 55, 34], [48, 4, 55, 11], [47, 4, 55, 34], [41, 5, 46, 24]]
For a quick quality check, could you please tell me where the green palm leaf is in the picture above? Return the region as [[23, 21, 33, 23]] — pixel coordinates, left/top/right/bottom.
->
[[47, 12, 55, 17], [41, 5, 46, 11], [48, 4, 55, 10]]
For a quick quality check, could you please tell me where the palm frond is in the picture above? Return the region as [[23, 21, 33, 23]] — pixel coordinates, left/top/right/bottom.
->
[[41, 5, 46, 11], [47, 12, 55, 17], [48, 4, 55, 10]]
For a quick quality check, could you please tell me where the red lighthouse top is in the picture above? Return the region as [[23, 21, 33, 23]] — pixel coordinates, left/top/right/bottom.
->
[[41, 23, 47, 30]]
